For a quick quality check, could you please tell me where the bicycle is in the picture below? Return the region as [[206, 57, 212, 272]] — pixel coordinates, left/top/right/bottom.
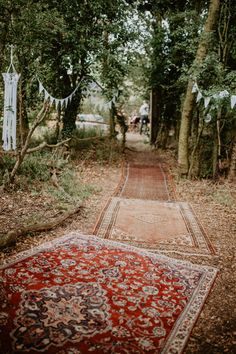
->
[[139, 116, 150, 137]]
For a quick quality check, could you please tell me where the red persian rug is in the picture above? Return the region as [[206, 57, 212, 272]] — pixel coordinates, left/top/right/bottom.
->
[[93, 198, 215, 256], [117, 163, 173, 201], [0, 233, 217, 354]]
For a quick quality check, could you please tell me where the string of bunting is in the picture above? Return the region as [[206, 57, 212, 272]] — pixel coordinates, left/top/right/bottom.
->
[[38, 79, 83, 109], [192, 82, 236, 109], [38, 78, 118, 111]]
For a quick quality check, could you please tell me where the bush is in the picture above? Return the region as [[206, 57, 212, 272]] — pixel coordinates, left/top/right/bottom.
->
[[0, 154, 15, 185], [19, 152, 51, 182], [47, 167, 96, 208]]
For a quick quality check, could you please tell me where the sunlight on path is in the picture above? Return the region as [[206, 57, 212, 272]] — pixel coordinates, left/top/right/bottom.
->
[[119, 132, 151, 151]]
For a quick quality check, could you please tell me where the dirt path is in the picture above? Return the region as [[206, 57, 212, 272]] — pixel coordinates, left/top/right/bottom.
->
[[0, 132, 235, 353], [116, 133, 236, 353]]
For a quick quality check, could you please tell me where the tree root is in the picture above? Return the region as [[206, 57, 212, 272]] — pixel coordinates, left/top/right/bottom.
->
[[0, 203, 83, 248]]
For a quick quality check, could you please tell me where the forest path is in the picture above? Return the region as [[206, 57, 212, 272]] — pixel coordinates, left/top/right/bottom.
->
[[93, 132, 236, 354]]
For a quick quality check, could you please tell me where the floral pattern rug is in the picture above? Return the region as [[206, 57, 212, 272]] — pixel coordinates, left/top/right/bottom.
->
[[93, 197, 215, 256], [0, 233, 217, 353]]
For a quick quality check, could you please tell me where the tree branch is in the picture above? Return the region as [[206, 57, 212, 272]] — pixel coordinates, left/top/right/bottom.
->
[[26, 138, 71, 154], [0, 203, 83, 248]]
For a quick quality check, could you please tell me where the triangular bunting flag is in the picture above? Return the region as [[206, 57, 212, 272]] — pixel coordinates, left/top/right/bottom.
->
[[196, 91, 203, 102], [231, 95, 236, 109], [54, 99, 59, 109], [44, 90, 50, 100], [49, 96, 55, 105], [204, 97, 211, 108], [192, 82, 198, 93], [219, 90, 229, 98], [39, 82, 44, 94]]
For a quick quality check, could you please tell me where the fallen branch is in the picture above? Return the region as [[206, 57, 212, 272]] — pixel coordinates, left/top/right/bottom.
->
[[0, 203, 83, 248], [26, 138, 71, 154], [72, 135, 105, 142]]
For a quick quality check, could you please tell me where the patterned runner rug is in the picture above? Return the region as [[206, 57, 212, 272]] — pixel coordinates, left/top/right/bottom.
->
[[93, 197, 215, 256], [117, 163, 172, 201], [0, 233, 217, 354]]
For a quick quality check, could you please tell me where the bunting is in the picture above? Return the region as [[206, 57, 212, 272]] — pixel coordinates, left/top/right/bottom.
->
[[37, 78, 115, 111], [38, 79, 82, 109], [192, 81, 235, 109]]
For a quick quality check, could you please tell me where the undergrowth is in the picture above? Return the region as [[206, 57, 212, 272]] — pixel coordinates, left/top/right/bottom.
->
[[47, 168, 97, 210], [0, 130, 123, 211]]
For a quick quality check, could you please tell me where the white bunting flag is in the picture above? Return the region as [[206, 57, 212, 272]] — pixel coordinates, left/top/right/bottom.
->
[[54, 99, 60, 109], [204, 97, 211, 108], [231, 95, 236, 109], [196, 91, 203, 102], [44, 90, 50, 100], [39, 82, 44, 94], [49, 96, 55, 105], [219, 90, 229, 98], [192, 82, 198, 93]]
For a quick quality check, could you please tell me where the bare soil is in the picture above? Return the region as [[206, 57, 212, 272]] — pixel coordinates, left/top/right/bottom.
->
[[0, 132, 235, 353]]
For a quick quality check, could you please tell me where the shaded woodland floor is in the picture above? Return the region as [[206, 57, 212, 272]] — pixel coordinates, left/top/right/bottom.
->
[[0, 132, 235, 353]]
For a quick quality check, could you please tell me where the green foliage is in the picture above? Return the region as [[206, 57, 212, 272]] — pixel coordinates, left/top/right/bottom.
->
[[0, 154, 15, 185], [19, 153, 51, 182], [47, 168, 96, 207], [0, 152, 51, 186]]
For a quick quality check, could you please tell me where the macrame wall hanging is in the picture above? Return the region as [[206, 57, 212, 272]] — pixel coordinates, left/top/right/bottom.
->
[[2, 46, 20, 151]]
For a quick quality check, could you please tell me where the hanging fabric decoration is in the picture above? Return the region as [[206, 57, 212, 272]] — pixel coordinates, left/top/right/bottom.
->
[[2, 46, 20, 151]]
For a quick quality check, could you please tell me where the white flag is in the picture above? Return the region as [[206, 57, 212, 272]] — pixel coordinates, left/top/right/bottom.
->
[[231, 95, 236, 109], [54, 99, 59, 109], [192, 82, 198, 93], [49, 96, 55, 105], [204, 97, 211, 108], [196, 91, 203, 102], [39, 82, 44, 94], [44, 90, 50, 100], [219, 90, 229, 98]]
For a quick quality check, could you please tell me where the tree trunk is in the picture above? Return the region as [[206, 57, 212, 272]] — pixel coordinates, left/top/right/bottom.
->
[[229, 131, 236, 180], [62, 93, 81, 137], [188, 117, 204, 179], [18, 78, 29, 146], [178, 0, 220, 177], [8, 104, 49, 185], [0, 22, 9, 73], [150, 88, 160, 145], [109, 102, 117, 139]]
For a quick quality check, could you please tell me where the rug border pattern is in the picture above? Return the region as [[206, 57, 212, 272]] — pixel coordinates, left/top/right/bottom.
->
[[0, 233, 218, 354], [93, 197, 216, 256]]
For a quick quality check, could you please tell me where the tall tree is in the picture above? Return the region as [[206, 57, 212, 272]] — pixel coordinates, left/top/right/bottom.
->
[[178, 0, 220, 176]]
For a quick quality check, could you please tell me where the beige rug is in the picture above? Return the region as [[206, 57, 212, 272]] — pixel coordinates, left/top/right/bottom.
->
[[93, 197, 215, 256]]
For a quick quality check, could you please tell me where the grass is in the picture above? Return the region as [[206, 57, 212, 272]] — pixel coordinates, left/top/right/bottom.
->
[[46, 168, 97, 210]]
